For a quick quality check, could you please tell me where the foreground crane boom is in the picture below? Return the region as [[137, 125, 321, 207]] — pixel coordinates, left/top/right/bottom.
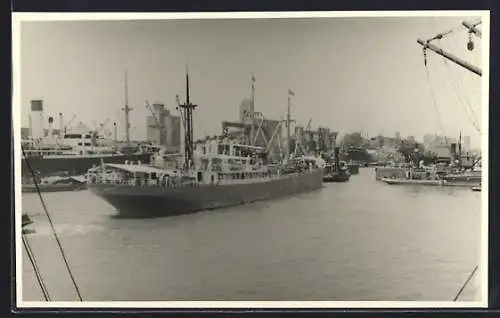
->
[[417, 38, 482, 76]]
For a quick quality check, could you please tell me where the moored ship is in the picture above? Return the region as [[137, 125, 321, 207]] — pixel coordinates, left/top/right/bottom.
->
[[87, 71, 325, 218], [21, 140, 156, 178], [21, 73, 162, 179]]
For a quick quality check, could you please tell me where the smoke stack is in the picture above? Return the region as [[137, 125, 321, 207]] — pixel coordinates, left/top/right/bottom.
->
[[113, 122, 117, 142], [30, 100, 44, 139], [450, 143, 457, 162], [59, 113, 63, 139], [28, 114, 33, 139], [334, 147, 340, 172], [48, 116, 54, 138]]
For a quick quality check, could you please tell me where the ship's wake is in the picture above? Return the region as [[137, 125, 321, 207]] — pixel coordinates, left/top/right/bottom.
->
[[26, 223, 107, 238]]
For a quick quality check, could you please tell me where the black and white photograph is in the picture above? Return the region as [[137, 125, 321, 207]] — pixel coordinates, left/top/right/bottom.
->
[[13, 11, 488, 307]]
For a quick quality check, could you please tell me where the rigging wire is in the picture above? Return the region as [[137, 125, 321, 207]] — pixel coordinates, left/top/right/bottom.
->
[[425, 19, 482, 141], [438, 55, 481, 133], [193, 111, 210, 140], [440, 36, 475, 105], [21, 147, 83, 301], [22, 234, 51, 301], [431, 18, 479, 92], [437, 38, 481, 133], [453, 265, 479, 301], [423, 58, 448, 144]]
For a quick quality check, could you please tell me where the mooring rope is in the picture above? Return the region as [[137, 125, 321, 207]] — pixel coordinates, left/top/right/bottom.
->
[[21, 147, 83, 301], [453, 265, 479, 301], [22, 234, 51, 301]]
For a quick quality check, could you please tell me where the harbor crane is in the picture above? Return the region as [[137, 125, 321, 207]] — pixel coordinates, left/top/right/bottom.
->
[[63, 115, 77, 134], [97, 118, 112, 137], [304, 118, 314, 154], [90, 118, 112, 138], [417, 19, 482, 76]]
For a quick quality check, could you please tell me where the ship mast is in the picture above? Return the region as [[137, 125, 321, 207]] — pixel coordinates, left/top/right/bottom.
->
[[122, 71, 133, 145], [458, 129, 462, 166], [250, 75, 256, 145], [286, 89, 295, 160], [177, 66, 198, 168]]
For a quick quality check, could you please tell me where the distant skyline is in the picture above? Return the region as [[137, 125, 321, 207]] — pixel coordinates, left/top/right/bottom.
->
[[18, 14, 485, 148]]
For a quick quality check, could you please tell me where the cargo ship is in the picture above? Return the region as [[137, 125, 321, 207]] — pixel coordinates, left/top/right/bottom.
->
[[87, 71, 325, 218], [21, 73, 160, 178], [21, 139, 157, 178]]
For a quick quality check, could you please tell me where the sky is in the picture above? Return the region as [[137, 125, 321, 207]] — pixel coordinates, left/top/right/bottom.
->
[[18, 14, 485, 148]]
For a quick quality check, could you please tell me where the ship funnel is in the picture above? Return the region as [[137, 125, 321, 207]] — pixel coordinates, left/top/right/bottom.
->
[[450, 143, 457, 163], [48, 116, 54, 138], [28, 114, 33, 139], [30, 100, 44, 139], [334, 147, 340, 172], [59, 113, 63, 139]]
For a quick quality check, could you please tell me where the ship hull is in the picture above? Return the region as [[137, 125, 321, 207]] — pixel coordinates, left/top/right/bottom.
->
[[22, 183, 87, 193], [381, 177, 480, 187], [88, 170, 324, 218], [21, 153, 152, 178]]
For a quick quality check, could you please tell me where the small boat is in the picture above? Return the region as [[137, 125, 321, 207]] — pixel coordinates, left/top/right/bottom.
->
[[323, 163, 351, 183], [323, 171, 350, 182], [22, 175, 87, 193], [471, 186, 482, 192], [322, 149, 351, 183], [347, 164, 359, 175], [382, 178, 443, 186], [22, 214, 35, 235], [381, 177, 479, 188], [22, 213, 33, 227]]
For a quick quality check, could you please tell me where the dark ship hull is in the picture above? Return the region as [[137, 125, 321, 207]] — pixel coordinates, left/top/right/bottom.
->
[[21, 153, 152, 178], [22, 182, 87, 193], [323, 171, 350, 183], [88, 169, 324, 218]]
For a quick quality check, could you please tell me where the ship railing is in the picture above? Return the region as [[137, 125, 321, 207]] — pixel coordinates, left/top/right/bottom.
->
[[92, 174, 202, 189], [90, 166, 319, 188]]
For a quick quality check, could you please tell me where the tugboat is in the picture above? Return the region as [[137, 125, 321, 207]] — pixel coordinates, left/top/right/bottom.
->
[[323, 147, 350, 183]]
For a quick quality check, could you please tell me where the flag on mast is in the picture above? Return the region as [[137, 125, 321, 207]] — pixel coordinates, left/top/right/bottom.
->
[[251, 74, 256, 83], [288, 89, 295, 96]]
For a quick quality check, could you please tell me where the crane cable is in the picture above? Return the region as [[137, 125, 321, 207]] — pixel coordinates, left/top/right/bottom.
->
[[21, 147, 83, 301], [428, 18, 482, 135], [442, 59, 482, 134], [437, 39, 481, 133], [423, 54, 448, 144], [22, 234, 51, 301], [453, 265, 479, 301]]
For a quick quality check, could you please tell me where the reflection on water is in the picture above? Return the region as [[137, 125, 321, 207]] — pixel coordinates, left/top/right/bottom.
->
[[20, 168, 482, 302]]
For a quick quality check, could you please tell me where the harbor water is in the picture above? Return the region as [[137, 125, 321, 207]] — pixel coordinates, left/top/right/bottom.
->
[[20, 168, 482, 302]]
